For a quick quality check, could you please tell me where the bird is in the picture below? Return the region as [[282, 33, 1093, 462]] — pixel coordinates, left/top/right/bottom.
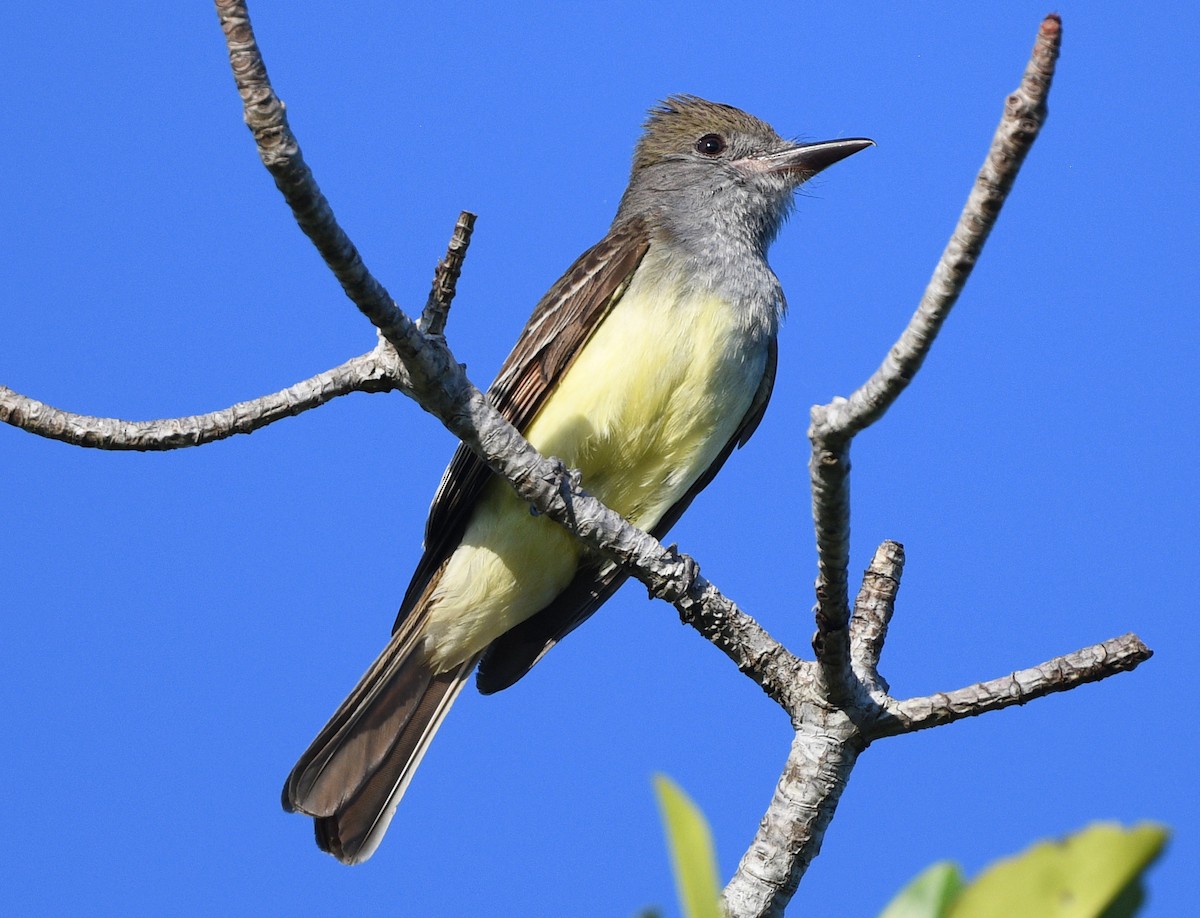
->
[[282, 94, 871, 863]]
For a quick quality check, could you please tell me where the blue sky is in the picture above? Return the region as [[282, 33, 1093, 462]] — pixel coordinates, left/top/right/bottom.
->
[[2, 3, 1196, 916]]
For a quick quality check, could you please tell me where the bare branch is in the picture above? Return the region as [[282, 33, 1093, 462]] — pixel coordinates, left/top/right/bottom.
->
[[214, 0, 460, 400], [722, 626, 1151, 918], [816, 16, 1061, 441], [720, 19, 1075, 917], [809, 15, 1062, 641], [419, 211, 477, 337], [876, 633, 1152, 737], [0, 349, 393, 450], [672, 568, 806, 709], [0, 8, 1154, 916], [210, 11, 1146, 916], [0, 185, 489, 451], [215, 1, 409, 341], [723, 723, 863, 918], [850, 540, 904, 692]]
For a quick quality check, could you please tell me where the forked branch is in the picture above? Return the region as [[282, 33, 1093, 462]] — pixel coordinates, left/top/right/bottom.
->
[[723, 538, 1151, 918], [0, 200, 476, 451], [721, 16, 1152, 918], [0, 9, 1153, 918]]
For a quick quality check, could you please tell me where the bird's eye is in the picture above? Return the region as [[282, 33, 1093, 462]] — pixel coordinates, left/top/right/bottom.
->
[[696, 133, 726, 156]]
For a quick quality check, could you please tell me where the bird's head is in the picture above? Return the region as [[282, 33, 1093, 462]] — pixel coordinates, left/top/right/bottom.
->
[[617, 95, 871, 253]]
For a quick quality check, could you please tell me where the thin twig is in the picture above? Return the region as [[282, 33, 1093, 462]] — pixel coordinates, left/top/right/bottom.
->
[[877, 633, 1152, 737], [809, 15, 1062, 649], [850, 541, 904, 692], [0, 198, 484, 450], [216, 2, 408, 338], [817, 16, 1061, 440], [419, 211, 477, 337], [0, 349, 391, 450]]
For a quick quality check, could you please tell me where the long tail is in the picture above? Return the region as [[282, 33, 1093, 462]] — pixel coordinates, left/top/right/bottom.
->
[[282, 617, 476, 864]]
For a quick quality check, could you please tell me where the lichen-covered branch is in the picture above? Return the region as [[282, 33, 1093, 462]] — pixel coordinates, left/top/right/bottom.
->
[[720, 19, 1136, 918], [209, 13, 1149, 918], [674, 571, 805, 709]]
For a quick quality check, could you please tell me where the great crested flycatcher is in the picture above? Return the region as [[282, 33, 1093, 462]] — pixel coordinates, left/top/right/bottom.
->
[[283, 95, 871, 863]]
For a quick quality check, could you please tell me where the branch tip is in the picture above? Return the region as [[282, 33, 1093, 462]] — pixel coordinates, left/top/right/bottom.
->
[[807, 11, 1061, 671], [420, 211, 477, 337], [880, 632, 1152, 738]]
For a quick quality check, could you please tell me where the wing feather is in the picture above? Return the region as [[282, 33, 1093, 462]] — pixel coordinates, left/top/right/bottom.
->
[[394, 218, 651, 630]]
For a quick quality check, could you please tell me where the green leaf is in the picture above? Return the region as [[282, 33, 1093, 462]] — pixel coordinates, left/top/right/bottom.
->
[[948, 822, 1169, 918], [878, 861, 965, 918], [654, 774, 723, 918]]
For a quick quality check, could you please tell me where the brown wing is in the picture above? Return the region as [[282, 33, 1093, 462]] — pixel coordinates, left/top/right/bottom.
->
[[475, 336, 778, 694], [393, 217, 651, 631]]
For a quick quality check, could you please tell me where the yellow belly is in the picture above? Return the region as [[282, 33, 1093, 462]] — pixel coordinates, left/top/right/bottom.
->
[[423, 269, 768, 670]]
